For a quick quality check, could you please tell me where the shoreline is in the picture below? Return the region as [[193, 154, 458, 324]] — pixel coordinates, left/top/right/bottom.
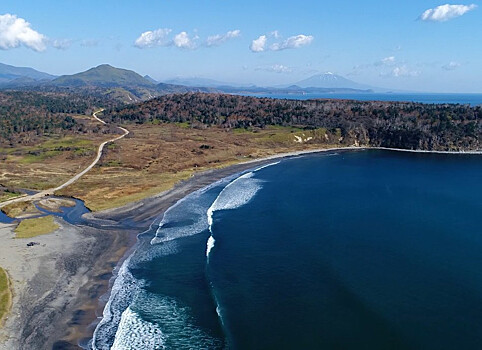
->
[[79, 145, 482, 347], [1, 145, 481, 349]]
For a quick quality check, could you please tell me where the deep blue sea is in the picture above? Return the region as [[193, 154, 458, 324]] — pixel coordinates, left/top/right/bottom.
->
[[92, 150, 482, 350], [246, 93, 482, 106]]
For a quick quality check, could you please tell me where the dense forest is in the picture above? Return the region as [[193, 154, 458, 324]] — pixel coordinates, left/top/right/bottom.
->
[[0, 91, 114, 144], [103, 93, 480, 151]]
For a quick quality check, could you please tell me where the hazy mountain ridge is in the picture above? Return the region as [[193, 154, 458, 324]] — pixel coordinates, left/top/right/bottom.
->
[[0, 63, 388, 102], [0, 63, 56, 84], [292, 72, 376, 90]]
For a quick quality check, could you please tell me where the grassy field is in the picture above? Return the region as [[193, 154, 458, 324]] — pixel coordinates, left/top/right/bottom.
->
[[1, 119, 341, 212], [0, 119, 112, 191], [0, 190, 23, 203], [1, 201, 40, 218], [0, 267, 12, 327], [57, 123, 340, 211], [14, 216, 59, 238]]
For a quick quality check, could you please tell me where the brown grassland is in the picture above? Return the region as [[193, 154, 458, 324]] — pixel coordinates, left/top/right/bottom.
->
[[1, 120, 340, 212], [0, 114, 113, 193], [57, 123, 339, 211]]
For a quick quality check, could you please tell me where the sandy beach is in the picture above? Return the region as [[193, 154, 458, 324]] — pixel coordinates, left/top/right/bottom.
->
[[0, 218, 132, 350], [1, 145, 480, 349]]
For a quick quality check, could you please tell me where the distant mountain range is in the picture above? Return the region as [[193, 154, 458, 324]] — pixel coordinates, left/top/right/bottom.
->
[[0, 63, 217, 103], [291, 72, 375, 91], [163, 77, 249, 88], [0, 63, 387, 103], [0, 63, 56, 85]]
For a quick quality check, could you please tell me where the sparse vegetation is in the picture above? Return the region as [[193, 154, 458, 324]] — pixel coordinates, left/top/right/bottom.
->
[[0, 133, 114, 190], [57, 123, 339, 210], [14, 216, 59, 238], [1, 201, 40, 218], [0, 189, 23, 203], [0, 267, 12, 327]]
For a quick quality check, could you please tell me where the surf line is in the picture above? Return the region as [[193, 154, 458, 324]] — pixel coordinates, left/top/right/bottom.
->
[[205, 160, 281, 259]]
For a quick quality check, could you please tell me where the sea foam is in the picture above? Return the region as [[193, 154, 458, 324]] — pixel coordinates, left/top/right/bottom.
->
[[92, 256, 141, 350], [206, 235, 216, 258], [150, 177, 233, 245], [112, 293, 222, 349], [111, 307, 166, 350]]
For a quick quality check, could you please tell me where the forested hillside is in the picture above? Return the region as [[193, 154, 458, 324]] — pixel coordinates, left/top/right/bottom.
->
[[103, 93, 480, 151], [0, 91, 112, 144]]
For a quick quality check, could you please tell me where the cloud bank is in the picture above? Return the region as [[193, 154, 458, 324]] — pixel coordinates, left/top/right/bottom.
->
[[135, 28, 172, 48], [420, 4, 477, 21], [135, 28, 240, 49], [0, 13, 47, 51], [250, 32, 314, 53], [442, 61, 461, 70], [256, 64, 292, 73], [206, 29, 240, 46]]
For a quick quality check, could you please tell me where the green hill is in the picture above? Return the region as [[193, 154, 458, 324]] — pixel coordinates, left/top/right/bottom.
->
[[52, 64, 154, 88]]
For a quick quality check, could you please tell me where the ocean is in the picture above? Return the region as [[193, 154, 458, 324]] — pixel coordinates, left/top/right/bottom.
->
[[245, 93, 482, 106], [91, 150, 482, 350]]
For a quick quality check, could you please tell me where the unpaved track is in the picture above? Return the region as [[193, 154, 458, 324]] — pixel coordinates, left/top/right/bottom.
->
[[0, 110, 129, 208]]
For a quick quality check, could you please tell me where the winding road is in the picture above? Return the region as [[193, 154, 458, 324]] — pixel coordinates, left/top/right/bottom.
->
[[0, 110, 129, 209]]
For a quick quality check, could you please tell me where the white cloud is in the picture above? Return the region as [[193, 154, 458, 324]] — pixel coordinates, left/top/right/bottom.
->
[[270, 34, 314, 51], [134, 28, 172, 48], [51, 39, 72, 50], [0, 13, 47, 51], [382, 56, 395, 64], [250, 35, 267, 52], [206, 29, 241, 46], [256, 64, 292, 73], [390, 65, 420, 77], [442, 61, 461, 70], [375, 56, 396, 66], [173, 31, 197, 49], [250, 32, 314, 53], [420, 4, 477, 22]]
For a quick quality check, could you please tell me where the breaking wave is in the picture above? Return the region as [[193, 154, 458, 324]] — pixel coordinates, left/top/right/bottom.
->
[[111, 308, 166, 350], [205, 171, 262, 260], [92, 161, 281, 349], [92, 256, 141, 350], [111, 292, 222, 349]]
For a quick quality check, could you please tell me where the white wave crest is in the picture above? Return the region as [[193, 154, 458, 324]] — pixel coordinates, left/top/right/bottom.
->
[[254, 161, 280, 172], [150, 177, 234, 245], [92, 256, 141, 350], [112, 293, 223, 349], [112, 308, 166, 350], [206, 236, 215, 258], [205, 171, 262, 263], [207, 171, 260, 231]]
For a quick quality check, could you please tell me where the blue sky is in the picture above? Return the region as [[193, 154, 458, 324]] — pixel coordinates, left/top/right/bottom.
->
[[1, 0, 481, 92]]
